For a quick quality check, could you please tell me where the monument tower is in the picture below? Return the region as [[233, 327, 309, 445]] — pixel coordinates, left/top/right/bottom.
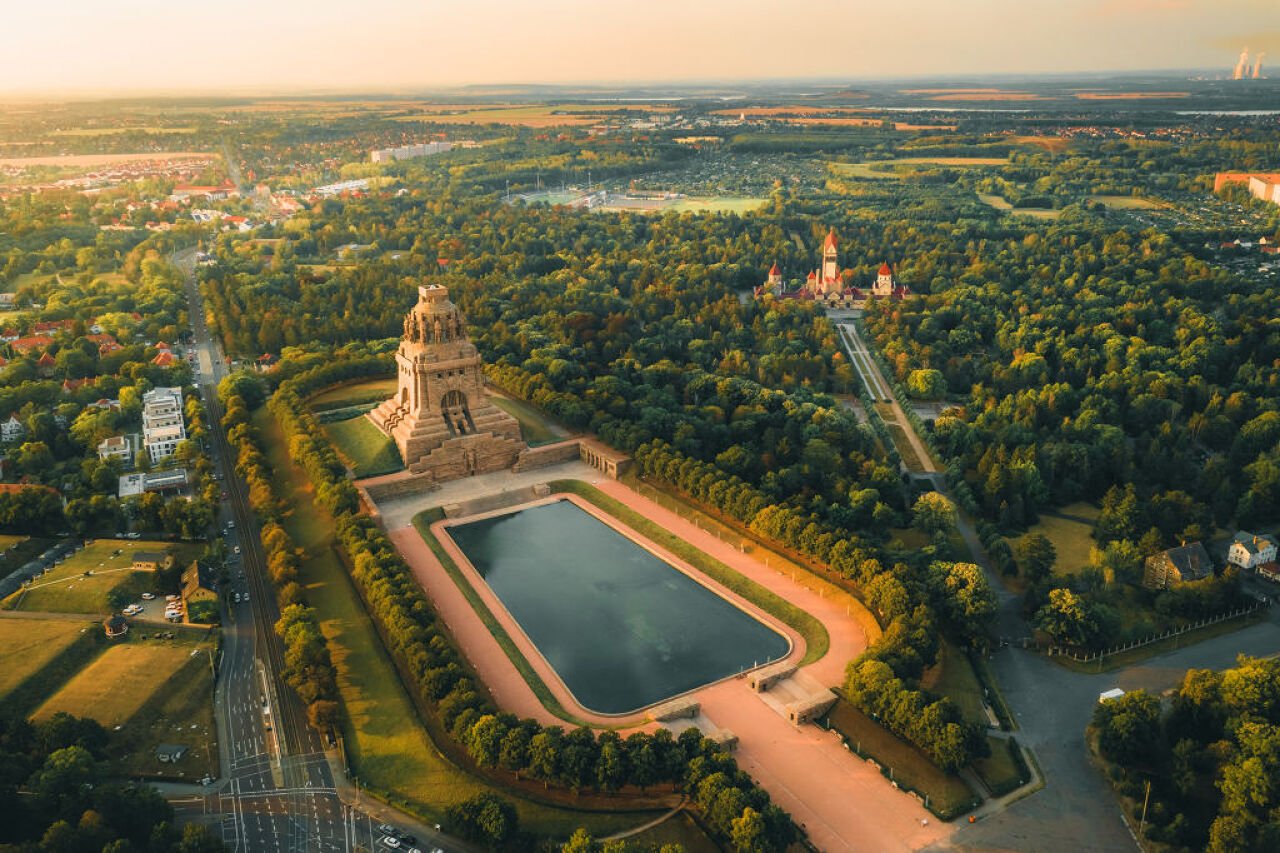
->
[[369, 283, 525, 480]]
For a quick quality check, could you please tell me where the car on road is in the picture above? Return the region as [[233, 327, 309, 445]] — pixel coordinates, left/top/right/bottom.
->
[[380, 838, 401, 850], [226, 520, 235, 529], [378, 825, 395, 836], [233, 546, 241, 555], [221, 490, 228, 499], [234, 593, 241, 603], [141, 592, 155, 600], [126, 532, 140, 539]]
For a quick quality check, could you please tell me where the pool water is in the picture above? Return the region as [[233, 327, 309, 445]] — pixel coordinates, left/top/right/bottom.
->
[[446, 500, 789, 714]]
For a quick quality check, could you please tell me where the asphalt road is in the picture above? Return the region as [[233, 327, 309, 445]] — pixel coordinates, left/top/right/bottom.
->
[[173, 247, 459, 853]]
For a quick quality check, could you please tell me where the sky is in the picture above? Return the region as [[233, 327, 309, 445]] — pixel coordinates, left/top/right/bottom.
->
[[2, 0, 1277, 94]]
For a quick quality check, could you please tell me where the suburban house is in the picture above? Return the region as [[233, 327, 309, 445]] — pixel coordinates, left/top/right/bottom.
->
[[97, 434, 134, 466], [1144, 542, 1215, 589], [181, 560, 218, 606], [1259, 562, 1280, 583], [103, 614, 129, 639], [1, 415, 24, 443], [1227, 531, 1278, 570], [132, 550, 174, 572]]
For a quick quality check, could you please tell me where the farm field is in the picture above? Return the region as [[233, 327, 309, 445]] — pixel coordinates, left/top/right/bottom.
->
[[1008, 502, 1100, 576], [0, 151, 213, 167], [1088, 195, 1163, 209], [307, 377, 395, 410], [0, 617, 92, 701], [323, 415, 403, 477], [33, 641, 199, 727], [977, 194, 1061, 218], [394, 104, 672, 127], [2, 539, 182, 614]]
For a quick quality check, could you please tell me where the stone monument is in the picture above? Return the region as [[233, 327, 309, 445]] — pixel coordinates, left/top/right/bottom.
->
[[369, 283, 526, 481]]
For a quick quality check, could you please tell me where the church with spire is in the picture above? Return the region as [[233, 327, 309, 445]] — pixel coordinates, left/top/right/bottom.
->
[[754, 227, 910, 306]]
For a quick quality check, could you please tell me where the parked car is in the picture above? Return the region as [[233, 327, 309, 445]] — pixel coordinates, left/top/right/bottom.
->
[[166, 594, 179, 602], [141, 592, 155, 600], [377, 825, 395, 836], [381, 838, 401, 850]]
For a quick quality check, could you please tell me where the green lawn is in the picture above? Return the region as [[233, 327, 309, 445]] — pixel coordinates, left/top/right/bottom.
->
[[107, 634, 220, 781], [972, 736, 1029, 797], [665, 197, 766, 214], [254, 409, 670, 837], [622, 811, 721, 852], [550, 480, 831, 667], [1087, 195, 1162, 209], [0, 534, 29, 554], [824, 698, 980, 820], [4, 539, 187, 614], [1008, 502, 1100, 576], [323, 415, 404, 477], [489, 395, 566, 446], [0, 618, 93, 701], [922, 641, 989, 728], [33, 641, 202, 726], [307, 377, 396, 411]]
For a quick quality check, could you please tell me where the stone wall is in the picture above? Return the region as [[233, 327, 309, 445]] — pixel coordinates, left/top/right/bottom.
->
[[512, 440, 582, 472]]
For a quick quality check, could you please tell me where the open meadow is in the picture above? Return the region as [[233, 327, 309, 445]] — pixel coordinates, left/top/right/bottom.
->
[[323, 415, 404, 477], [33, 641, 202, 727], [1008, 502, 1101, 576], [3, 538, 182, 614], [0, 617, 93, 701]]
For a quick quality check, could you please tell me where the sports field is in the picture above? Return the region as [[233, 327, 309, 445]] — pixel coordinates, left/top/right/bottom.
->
[[4, 539, 178, 614], [323, 416, 403, 477], [0, 618, 90, 701], [33, 642, 197, 726]]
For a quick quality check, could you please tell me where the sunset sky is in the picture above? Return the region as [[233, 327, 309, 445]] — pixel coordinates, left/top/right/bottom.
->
[[3, 0, 1276, 94]]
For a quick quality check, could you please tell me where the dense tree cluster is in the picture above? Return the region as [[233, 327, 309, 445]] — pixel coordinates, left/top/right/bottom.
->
[[0, 712, 222, 852], [1092, 656, 1280, 852]]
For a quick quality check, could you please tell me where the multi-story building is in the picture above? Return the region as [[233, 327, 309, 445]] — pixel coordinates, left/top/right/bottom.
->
[[1, 415, 25, 444], [97, 434, 134, 466], [141, 387, 186, 460], [1228, 531, 1278, 570]]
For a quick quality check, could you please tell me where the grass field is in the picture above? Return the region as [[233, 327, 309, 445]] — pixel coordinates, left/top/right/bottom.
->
[[323, 415, 404, 477], [835, 157, 1007, 181], [976, 193, 1013, 209], [110, 642, 219, 780], [307, 377, 396, 410], [1087, 195, 1162, 209], [976, 194, 1061, 218], [666, 197, 767, 214], [33, 641, 200, 726], [489, 395, 567, 446], [1008, 502, 1100, 576], [824, 699, 980, 820], [3, 539, 183, 614], [922, 641, 989, 727], [254, 409, 666, 837], [0, 534, 28, 554], [0, 618, 93, 701], [972, 736, 1030, 797], [625, 811, 721, 852]]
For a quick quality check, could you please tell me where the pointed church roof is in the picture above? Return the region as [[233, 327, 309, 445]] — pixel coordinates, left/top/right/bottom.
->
[[769, 261, 780, 275], [824, 228, 838, 251], [806, 270, 817, 280], [878, 261, 893, 275]]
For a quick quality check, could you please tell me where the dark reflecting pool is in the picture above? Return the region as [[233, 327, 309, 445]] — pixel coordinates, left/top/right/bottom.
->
[[446, 499, 790, 714]]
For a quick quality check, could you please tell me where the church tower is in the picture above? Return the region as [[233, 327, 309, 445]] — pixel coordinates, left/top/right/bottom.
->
[[369, 283, 525, 480], [872, 262, 895, 297], [821, 228, 840, 286]]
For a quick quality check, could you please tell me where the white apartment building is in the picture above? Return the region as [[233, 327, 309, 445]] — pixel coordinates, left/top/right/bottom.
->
[[1228, 531, 1278, 570], [142, 387, 186, 460], [97, 434, 134, 466]]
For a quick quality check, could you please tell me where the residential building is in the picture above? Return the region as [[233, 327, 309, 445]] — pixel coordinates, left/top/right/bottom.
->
[[1, 415, 24, 443], [1228, 531, 1278, 570], [131, 550, 173, 571], [1259, 562, 1280, 583], [141, 386, 186, 460], [181, 560, 218, 606], [97, 435, 134, 466], [1143, 542, 1214, 589]]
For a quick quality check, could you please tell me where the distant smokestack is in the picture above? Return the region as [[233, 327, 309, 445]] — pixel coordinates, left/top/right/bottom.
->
[[1234, 47, 1250, 80], [1253, 53, 1266, 79]]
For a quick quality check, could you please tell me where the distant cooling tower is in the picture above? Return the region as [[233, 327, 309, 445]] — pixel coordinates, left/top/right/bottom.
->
[[1253, 53, 1266, 79], [1234, 47, 1250, 80]]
